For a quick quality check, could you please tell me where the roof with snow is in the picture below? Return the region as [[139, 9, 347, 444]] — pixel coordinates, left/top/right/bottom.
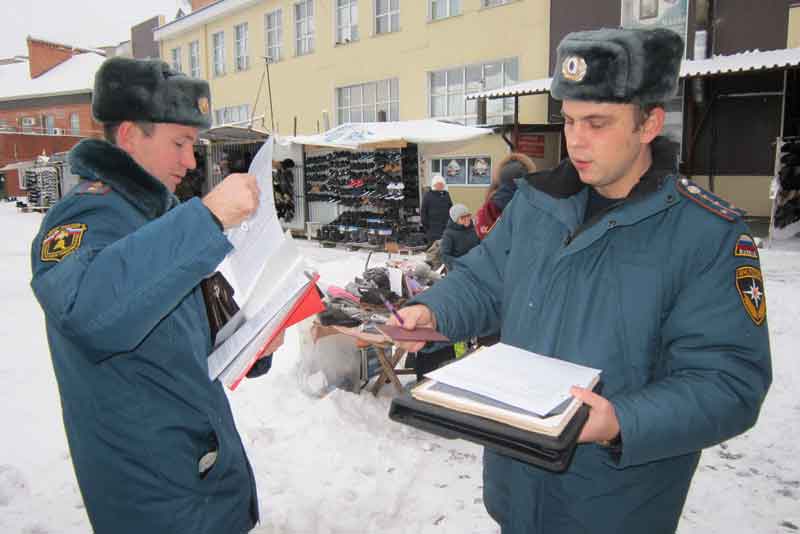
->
[[467, 47, 800, 100], [0, 52, 106, 103], [154, 0, 262, 41]]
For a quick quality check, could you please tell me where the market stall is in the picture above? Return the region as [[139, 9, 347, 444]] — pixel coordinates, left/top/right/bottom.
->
[[289, 120, 490, 250]]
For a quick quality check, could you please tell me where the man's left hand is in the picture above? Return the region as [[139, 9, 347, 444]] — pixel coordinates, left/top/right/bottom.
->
[[570, 386, 620, 444]]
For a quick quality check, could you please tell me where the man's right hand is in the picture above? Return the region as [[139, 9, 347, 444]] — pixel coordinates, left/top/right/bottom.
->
[[202, 173, 260, 229], [387, 304, 438, 353]]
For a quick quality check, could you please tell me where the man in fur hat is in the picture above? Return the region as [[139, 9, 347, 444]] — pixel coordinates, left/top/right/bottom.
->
[[391, 27, 771, 533], [30, 57, 281, 533]]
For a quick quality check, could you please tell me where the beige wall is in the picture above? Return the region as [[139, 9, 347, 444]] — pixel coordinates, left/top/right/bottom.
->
[[159, 0, 550, 135], [789, 5, 800, 48], [688, 175, 773, 217]]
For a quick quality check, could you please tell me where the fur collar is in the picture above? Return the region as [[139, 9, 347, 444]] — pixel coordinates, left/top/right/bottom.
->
[[525, 136, 678, 199], [68, 138, 178, 220]]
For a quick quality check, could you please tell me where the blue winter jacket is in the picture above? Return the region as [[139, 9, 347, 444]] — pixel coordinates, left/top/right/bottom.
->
[[30, 139, 260, 534], [413, 139, 772, 533]]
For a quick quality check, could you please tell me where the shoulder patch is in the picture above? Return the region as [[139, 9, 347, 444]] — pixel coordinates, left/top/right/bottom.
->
[[76, 180, 110, 195], [734, 233, 759, 260], [676, 178, 744, 222], [41, 223, 87, 262], [735, 265, 766, 326]]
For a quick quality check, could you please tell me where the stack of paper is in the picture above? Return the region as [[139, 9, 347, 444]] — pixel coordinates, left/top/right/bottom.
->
[[412, 343, 601, 436], [206, 138, 325, 390]]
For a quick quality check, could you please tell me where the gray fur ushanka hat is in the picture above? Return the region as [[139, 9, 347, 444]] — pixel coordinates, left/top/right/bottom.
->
[[551, 27, 684, 104], [92, 57, 212, 128]]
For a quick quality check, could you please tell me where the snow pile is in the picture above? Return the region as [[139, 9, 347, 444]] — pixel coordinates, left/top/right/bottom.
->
[[0, 201, 797, 533]]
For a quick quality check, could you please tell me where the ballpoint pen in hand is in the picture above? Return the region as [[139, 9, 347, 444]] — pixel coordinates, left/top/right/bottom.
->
[[378, 292, 405, 326]]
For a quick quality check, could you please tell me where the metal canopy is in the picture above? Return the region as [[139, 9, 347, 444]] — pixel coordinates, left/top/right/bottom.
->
[[467, 47, 800, 101], [199, 125, 269, 143]]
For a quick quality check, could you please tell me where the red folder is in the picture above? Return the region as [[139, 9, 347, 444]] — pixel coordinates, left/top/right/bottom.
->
[[228, 275, 325, 390]]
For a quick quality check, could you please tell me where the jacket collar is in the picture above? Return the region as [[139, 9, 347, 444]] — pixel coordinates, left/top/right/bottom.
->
[[68, 138, 178, 220], [525, 136, 678, 200]]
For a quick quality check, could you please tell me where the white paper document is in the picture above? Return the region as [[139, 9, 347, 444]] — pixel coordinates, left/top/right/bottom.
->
[[206, 138, 314, 387], [424, 343, 601, 417], [224, 137, 285, 305]]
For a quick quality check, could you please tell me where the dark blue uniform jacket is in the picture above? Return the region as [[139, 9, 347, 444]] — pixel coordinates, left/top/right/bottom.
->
[[30, 139, 259, 534], [413, 138, 772, 534]]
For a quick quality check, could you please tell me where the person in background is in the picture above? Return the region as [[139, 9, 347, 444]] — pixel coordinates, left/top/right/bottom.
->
[[391, 27, 771, 534], [440, 203, 480, 272], [30, 57, 282, 534], [420, 174, 453, 244], [475, 152, 536, 239]]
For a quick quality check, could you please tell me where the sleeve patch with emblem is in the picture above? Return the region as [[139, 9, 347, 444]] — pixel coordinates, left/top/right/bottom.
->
[[41, 223, 87, 262], [735, 265, 766, 326], [733, 233, 759, 260]]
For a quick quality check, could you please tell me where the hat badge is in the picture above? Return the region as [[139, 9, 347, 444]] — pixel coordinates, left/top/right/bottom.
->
[[197, 97, 210, 114], [562, 55, 588, 82]]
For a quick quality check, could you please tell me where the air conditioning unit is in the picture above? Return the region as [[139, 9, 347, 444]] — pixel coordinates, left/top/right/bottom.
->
[[52, 128, 64, 135], [21, 117, 36, 126]]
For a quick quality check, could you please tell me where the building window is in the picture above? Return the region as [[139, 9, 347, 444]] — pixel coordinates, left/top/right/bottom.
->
[[170, 47, 182, 73], [375, 0, 399, 34], [429, 58, 518, 126], [234, 23, 249, 71], [189, 41, 200, 77], [294, 0, 315, 56], [214, 104, 251, 126], [337, 78, 399, 125], [0, 119, 10, 132], [335, 0, 359, 44], [21, 117, 35, 133], [430, 0, 460, 20], [212, 31, 225, 76], [481, 0, 512, 7], [69, 113, 80, 135], [265, 9, 283, 62], [639, 0, 658, 20], [431, 156, 492, 186], [44, 115, 55, 135]]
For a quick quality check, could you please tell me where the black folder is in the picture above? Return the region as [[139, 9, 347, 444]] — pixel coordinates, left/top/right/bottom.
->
[[389, 388, 594, 473]]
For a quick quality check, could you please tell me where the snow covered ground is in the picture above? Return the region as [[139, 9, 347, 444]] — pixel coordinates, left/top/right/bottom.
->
[[1, 201, 798, 534]]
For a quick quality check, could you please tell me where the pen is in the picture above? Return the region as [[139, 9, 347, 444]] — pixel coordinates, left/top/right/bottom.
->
[[378, 293, 405, 326]]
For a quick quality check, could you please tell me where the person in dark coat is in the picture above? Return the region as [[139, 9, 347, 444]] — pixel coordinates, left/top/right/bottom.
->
[[440, 203, 480, 271], [390, 28, 771, 534], [420, 174, 452, 243], [475, 153, 536, 239], [29, 57, 281, 534]]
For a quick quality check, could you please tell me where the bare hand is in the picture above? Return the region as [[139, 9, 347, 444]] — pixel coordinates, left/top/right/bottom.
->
[[202, 173, 260, 229], [261, 331, 285, 357], [387, 304, 437, 353], [570, 386, 621, 444]]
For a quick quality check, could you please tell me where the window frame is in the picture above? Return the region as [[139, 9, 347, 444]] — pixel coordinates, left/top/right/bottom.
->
[[170, 46, 182, 73], [428, 58, 518, 126], [265, 9, 283, 62], [69, 113, 80, 135], [212, 31, 226, 77], [336, 78, 399, 125], [189, 40, 200, 77], [374, 0, 400, 35], [335, 0, 359, 44], [234, 22, 250, 71], [481, 0, 513, 8], [294, 0, 315, 57], [429, 0, 460, 21]]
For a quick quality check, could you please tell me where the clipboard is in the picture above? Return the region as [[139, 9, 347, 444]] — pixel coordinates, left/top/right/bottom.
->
[[388, 381, 601, 473]]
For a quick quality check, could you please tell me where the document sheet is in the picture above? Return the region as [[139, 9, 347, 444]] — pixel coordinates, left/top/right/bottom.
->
[[424, 343, 601, 418]]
